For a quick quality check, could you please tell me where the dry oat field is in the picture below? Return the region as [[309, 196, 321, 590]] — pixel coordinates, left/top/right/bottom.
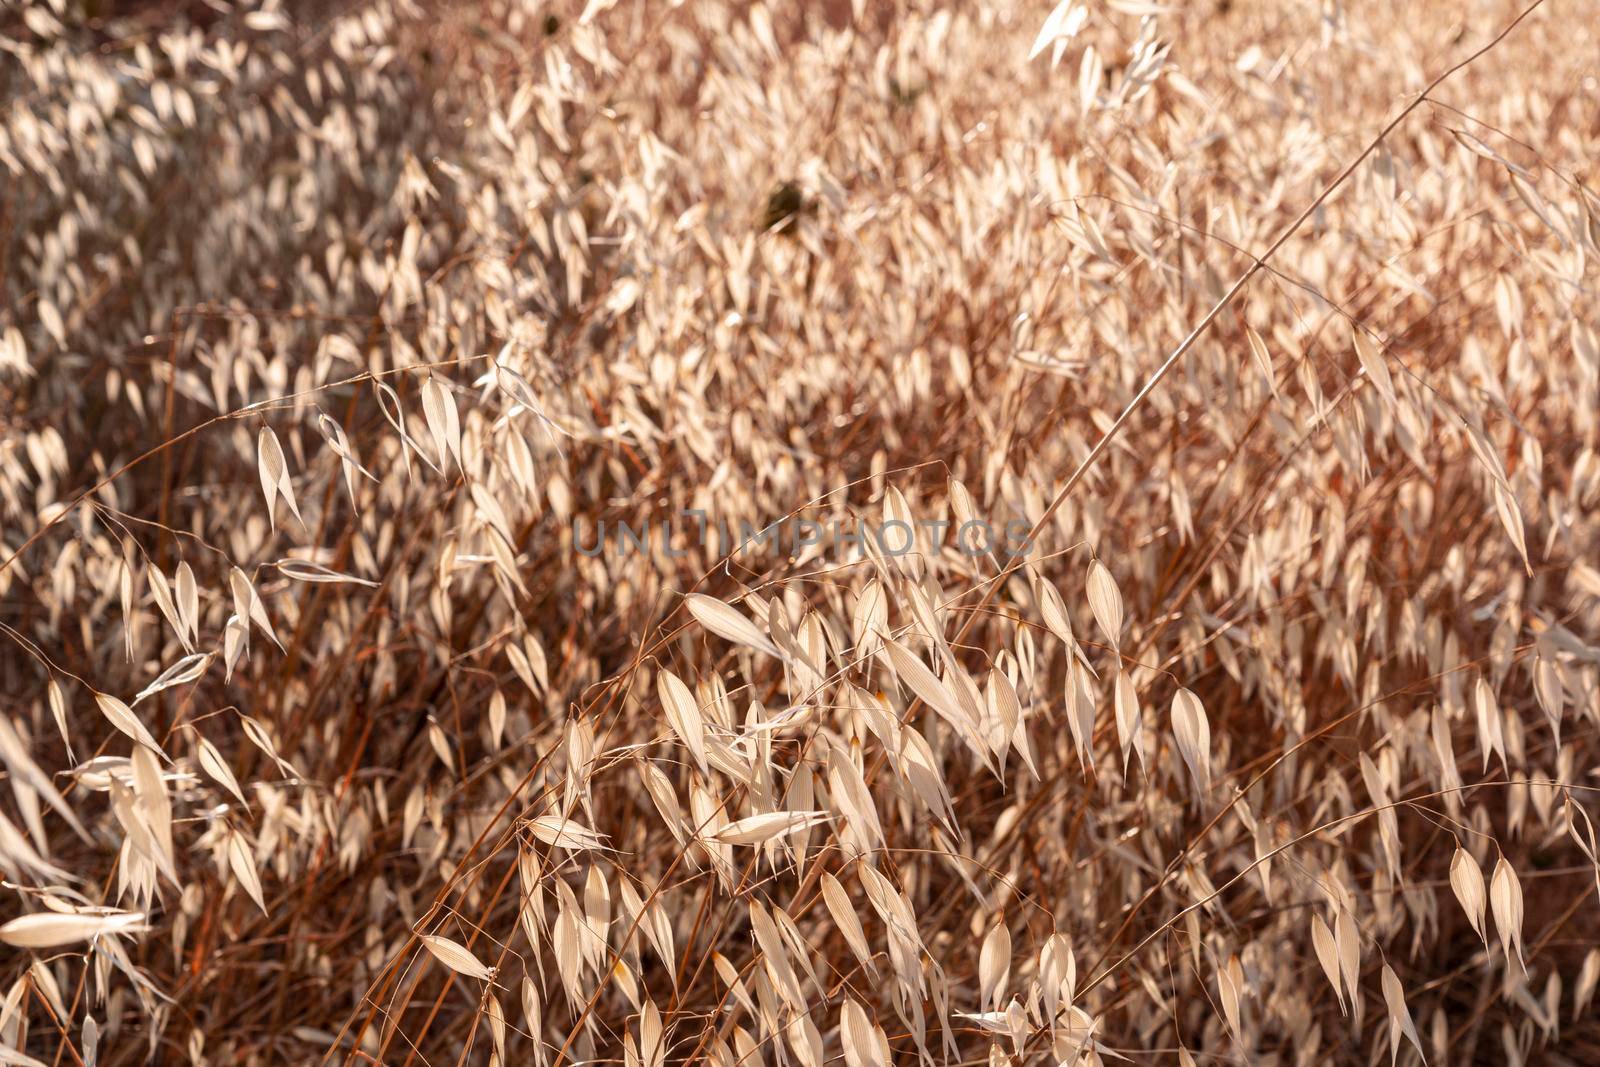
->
[[4, 0, 1600, 1063]]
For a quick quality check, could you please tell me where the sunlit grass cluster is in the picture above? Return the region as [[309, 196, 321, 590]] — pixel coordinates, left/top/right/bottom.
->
[[4, 0, 1600, 1064]]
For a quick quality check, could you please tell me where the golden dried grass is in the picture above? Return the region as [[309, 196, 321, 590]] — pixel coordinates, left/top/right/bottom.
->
[[3, 0, 1600, 1064]]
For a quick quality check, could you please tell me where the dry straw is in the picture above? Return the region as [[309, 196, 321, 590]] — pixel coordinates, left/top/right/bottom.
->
[[2, 0, 1600, 1064]]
